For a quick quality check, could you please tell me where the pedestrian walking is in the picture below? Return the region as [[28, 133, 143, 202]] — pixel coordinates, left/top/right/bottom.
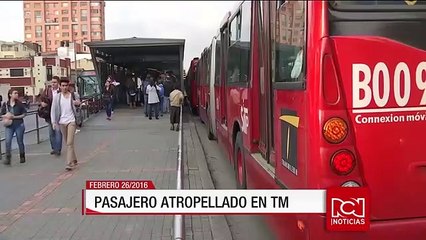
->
[[110, 76, 120, 113], [137, 75, 142, 106], [50, 79, 81, 171], [103, 79, 114, 120], [1, 89, 27, 165], [158, 80, 165, 117], [163, 75, 173, 114], [146, 80, 161, 120], [143, 74, 151, 117], [127, 74, 137, 109], [169, 84, 184, 131], [40, 76, 62, 155]]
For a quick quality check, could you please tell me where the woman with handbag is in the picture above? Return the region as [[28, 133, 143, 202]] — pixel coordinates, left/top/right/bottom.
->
[[1, 89, 27, 165], [103, 79, 114, 120]]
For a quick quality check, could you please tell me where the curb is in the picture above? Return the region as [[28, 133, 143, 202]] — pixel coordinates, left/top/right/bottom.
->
[[187, 119, 233, 240]]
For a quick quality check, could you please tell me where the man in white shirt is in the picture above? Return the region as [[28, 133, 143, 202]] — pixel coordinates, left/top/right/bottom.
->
[[146, 80, 161, 120], [50, 79, 81, 171]]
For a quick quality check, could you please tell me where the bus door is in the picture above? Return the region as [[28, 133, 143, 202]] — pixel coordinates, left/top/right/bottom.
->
[[209, 40, 217, 138], [271, 0, 308, 189], [219, 28, 229, 128], [257, 1, 274, 166], [199, 56, 205, 118]]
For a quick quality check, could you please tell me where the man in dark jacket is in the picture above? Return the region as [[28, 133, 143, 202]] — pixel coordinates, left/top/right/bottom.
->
[[163, 75, 173, 114], [38, 96, 51, 122], [143, 74, 151, 116], [40, 76, 62, 156]]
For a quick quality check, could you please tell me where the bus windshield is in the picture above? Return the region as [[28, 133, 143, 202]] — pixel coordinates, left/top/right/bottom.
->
[[330, 0, 426, 10]]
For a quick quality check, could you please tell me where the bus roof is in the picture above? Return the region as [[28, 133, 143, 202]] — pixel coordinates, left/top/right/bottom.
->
[[220, 11, 231, 30], [229, 1, 244, 20]]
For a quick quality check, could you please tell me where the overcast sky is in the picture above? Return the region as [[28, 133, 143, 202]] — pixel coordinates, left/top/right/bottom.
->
[[0, 1, 238, 70]]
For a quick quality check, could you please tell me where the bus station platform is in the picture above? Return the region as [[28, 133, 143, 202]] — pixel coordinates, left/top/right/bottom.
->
[[0, 108, 233, 240]]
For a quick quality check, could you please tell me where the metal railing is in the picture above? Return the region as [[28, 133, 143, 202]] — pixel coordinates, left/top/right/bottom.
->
[[174, 105, 184, 239], [0, 94, 103, 159]]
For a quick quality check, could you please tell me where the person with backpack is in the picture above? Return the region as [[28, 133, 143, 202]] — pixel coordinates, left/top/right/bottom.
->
[[50, 79, 81, 171], [41, 76, 62, 156], [146, 79, 161, 120], [1, 88, 27, 165]]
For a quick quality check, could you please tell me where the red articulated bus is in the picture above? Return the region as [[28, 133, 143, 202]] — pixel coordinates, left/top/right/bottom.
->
[[193, 0, 426, 239], [198, 47, 210, 125], [186, 57, 200, 114]]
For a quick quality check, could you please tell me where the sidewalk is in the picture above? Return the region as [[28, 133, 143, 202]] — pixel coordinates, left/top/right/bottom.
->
[[0, 108, 179, 240]]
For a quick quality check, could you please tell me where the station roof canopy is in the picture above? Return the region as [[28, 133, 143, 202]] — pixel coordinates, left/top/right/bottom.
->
[[86, 37, 185, 48], [85, 37, 185, 60]]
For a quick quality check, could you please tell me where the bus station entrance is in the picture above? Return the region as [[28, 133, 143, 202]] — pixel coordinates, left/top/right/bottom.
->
[[85, 37, 185, 105]]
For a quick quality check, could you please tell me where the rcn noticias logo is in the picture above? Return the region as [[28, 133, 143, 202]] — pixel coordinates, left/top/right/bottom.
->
[[326, 187, 370, 231]]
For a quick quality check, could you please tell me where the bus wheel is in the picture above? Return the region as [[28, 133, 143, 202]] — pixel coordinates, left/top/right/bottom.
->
[[234, 132, 247, 189], [208, 130, 215, 140], [207, 107, 214, 140]]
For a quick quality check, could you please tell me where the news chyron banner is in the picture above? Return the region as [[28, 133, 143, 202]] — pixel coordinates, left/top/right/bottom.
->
[[82, 180, 370, 232]]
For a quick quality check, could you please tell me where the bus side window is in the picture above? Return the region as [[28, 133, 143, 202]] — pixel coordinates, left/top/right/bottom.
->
[[227, 14, 241, 83], [274, 0, 306, 83], [240, 1, 252, 83]]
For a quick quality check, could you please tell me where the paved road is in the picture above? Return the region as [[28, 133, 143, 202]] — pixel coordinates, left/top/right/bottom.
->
[[191, 116, 276, 240], [0, 106, 273, 240], [0, 108, 182, 240], [183, 114, 233, 240]]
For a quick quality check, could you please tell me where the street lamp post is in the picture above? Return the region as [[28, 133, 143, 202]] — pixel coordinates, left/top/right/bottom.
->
[[73, 43, 77, 85]]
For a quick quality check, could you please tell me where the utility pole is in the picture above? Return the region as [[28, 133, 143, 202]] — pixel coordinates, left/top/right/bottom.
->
[[29, 55, 35, 103]]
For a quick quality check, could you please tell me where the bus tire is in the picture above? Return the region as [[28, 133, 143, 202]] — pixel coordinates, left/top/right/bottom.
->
[[234, 132, 247, 189], [200, 108, 205, 124], [208, 130, 215, 140], [207, 106, 215, 140]]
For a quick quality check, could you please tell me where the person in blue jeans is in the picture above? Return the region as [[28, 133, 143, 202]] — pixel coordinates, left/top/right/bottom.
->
[[103, 79, 114, 120], [143, 75, 151, 117], [38, 95, 62, 156], [1, 89, 27, 165], [146, 80, 161, 120], [40, 76, 62, 156], [158, 81, 165, 117]]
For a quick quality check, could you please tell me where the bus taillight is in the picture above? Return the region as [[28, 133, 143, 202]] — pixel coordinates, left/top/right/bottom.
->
[[323, 117, 348, 144], [331, 150, 356, 175]]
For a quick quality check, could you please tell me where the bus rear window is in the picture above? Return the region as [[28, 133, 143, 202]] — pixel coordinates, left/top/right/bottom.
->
[[330, 0, 426, 11]]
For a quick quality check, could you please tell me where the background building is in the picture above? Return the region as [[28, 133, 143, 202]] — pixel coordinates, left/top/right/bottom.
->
[[0, 56, 71, 97], [277, 1, 304, 46], [57, 43, 94, 83], [0, 41, 41, 58], [23, 0, 105, 53]]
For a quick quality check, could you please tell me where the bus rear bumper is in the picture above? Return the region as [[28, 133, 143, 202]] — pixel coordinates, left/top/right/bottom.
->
[[309, 215, 426, 240]]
